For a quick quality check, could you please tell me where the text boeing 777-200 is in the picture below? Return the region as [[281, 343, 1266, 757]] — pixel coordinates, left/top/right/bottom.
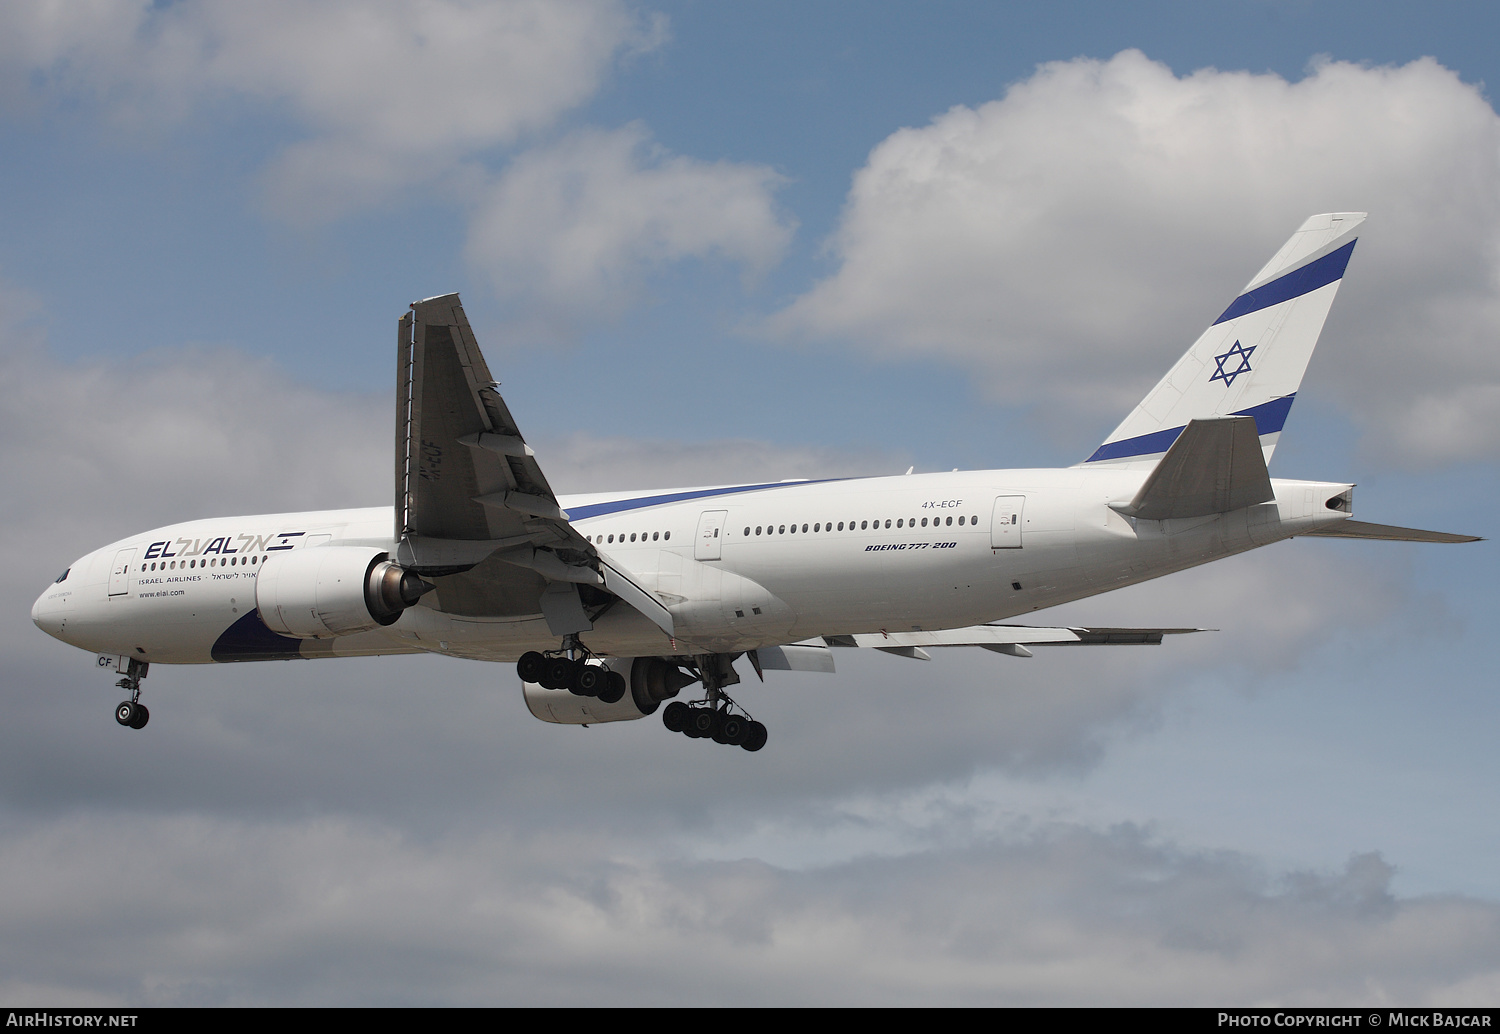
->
[[32, 213, 1480, 751]]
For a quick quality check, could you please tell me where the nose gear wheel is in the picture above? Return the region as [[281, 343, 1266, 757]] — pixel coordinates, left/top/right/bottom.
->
[[109, 658, 150, 730]]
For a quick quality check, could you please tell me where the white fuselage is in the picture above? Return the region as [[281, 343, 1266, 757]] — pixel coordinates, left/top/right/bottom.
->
[[31, 468, 1354, 667]]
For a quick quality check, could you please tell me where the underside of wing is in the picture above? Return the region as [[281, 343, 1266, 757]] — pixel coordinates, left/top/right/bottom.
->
[[822, 625, 1204, 660], [394, 294, 672, 638]]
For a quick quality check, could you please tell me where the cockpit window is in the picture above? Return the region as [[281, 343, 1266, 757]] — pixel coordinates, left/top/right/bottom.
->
[[54, 568, 69, 583]]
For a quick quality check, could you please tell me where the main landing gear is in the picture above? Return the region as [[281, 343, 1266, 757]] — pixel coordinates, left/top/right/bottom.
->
[[516, 639, 627, 704], [111, 657, 150, 730], [661, 699, 767, 752], [660, 653, 767, 752]]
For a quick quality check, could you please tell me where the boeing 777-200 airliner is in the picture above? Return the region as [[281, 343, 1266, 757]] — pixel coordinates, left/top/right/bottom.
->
[[31, 213, 1480, 751]]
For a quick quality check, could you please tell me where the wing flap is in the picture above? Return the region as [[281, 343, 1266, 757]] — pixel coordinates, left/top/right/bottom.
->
[[829, 625, 1203, 649], [753, 643, 837, 673], [599, 557, 675, 637]]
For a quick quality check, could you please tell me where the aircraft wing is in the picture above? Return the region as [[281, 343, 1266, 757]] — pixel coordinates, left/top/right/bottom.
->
[[394, 294, 672, 637], [823, 624, 1203, 660]]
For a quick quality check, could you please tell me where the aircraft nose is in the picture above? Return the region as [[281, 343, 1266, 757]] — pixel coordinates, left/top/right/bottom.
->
[[32, 583, 65, 639]]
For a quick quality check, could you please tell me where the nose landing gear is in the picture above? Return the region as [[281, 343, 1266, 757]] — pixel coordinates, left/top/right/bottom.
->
[[109, 657, 150, 730]]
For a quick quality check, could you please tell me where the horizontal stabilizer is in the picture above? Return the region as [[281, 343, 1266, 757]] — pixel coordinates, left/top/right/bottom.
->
[[1301, 520, 1482, 544], [825, 625, 1203, 650], [1115, 416, 1273, 521]]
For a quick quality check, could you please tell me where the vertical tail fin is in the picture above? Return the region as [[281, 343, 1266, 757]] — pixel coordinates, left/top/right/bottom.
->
[[1082, 213, 1365, 469]]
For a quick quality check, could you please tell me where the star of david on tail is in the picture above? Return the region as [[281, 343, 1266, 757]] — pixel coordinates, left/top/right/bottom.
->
[[1210, 340, 1255, 387]]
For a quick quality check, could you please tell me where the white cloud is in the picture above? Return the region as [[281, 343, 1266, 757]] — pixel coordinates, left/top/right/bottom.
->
[[0, 0, 661, 216], [466, 125, 795, 329], [0, 337, 389, 603], [0, 3, 788, 322], [539, 431, 894, 495], [774, 51, 1500, 467], [2, 814, 1497, 1005]]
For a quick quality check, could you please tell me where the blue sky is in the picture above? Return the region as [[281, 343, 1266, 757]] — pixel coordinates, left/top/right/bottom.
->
[[3, 0, 1498, 1005]]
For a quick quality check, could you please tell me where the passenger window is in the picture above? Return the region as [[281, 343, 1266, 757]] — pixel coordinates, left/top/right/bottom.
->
[[958, 516, 965, 526], [630, 533, 637, 542], [756, 526, 762, 535], [778, 525, 785, 534], [884, 520, 891, 529], [652, 532, 659, 541], [744, 527, 751, 536], [664, 531, 670, 541], [860, 521, 867, 530], [896, 519, 903, 528], [946, 516, 952, 526]]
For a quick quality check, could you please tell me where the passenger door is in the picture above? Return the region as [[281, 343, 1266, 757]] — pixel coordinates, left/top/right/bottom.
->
[[108, 548, 136, 597], [990, 496, 1025, 548], [694, 510, 728, 561]]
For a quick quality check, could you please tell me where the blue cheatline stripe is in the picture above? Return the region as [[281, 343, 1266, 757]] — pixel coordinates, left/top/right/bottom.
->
[[564, 478, 850, 521], [211, 610, 303, 662], [1084, 394, 1296, 463], [1212, 240, 1357, 325]]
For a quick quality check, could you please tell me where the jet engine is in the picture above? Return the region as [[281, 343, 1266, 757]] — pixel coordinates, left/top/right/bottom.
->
[[256, 546, 429, 639], [523, 656, 698, 725]]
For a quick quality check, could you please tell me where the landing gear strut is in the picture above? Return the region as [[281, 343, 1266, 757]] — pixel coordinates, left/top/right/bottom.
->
[[112, 658, 150, 730], [661, 654, 767, 752], [516, 637, 626, 704]]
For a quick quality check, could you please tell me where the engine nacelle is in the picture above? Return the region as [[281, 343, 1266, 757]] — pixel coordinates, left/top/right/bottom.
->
[[523, 656, 699, 725], [256, 546, 428, 639]]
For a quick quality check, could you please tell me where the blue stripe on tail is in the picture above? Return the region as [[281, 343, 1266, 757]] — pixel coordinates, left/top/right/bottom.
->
[[1212, 241, 1356, 325], [1085, 394, 1296, 463]]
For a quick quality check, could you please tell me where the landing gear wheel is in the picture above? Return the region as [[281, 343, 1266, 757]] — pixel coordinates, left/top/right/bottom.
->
[[709, 710, 730, 744], [741, 721, 768, 752], [571, 664, 602, 697], [596, 670, 626, 704], [687, 707, 715, 739], [662, 701, 690, 733], [516, 651, 546, 684], [115, 701, 138, 727], [128, 704, 150, 730], [719, 714, 747, 746], [542, 657, 576, 691]]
